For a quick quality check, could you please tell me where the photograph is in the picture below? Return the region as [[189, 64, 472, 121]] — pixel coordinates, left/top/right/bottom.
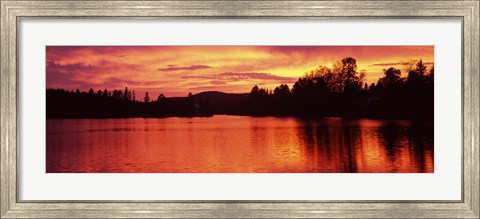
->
[[2, 0, 477, 217], [46, 46, 434, 173]]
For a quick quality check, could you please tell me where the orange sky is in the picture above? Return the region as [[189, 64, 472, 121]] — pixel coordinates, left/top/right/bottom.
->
[[46, 46, 433, 97]]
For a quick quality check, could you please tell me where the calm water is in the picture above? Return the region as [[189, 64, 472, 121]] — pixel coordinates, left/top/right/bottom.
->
[[46, 115, 434, 173]]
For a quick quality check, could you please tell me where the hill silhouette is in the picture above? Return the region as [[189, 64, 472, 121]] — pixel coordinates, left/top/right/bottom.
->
[[46, 90, 249, 118], [191, 91, 249, 114]]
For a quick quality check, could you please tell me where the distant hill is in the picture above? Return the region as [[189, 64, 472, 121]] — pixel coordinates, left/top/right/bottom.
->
[[167, 91, 249, 114]]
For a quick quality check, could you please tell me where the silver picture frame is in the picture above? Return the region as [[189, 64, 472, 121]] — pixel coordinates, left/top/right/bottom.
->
[[1, 0, 479, 218]]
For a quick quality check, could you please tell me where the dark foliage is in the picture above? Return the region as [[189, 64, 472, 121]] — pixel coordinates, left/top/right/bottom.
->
[[47, 89, 213, 118], [239, 58, 433, 119]]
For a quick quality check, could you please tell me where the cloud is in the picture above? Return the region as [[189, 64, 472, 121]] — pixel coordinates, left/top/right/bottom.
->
[[217, 72, 296, 81], [46, 59, 145, 90], [47, 60, 99, 73], [103, 77, 144, 87], [46, 70, 91, 89], [370, 61, 434, 67], [158, 65, 213, 71], [210, 81, 227, 85], [182, 72, 297, 82], [47, 59, 143, 74]]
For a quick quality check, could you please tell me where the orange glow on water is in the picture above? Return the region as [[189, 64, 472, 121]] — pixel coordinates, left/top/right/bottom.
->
[[46, 116, 433, 173]]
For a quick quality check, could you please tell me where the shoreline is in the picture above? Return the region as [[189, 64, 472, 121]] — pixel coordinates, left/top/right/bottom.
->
[[46, 113, 434, 121]]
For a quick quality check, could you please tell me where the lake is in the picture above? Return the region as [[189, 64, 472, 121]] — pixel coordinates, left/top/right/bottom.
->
[[46, 115, 434, 173]]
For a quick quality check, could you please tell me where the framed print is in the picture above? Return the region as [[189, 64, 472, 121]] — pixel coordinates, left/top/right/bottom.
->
[[1, 0, 479, 218]]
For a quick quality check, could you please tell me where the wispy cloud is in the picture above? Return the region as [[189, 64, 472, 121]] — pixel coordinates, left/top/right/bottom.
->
[[158, 65, 213, 72], [370, 61, 434, 67], [218, 72, 296, 81], [182, 72, 297, 82], [46, 60, 145, 89]]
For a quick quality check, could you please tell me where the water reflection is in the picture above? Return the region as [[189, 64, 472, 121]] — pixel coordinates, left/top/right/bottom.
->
[[46, 115, 433, 173]]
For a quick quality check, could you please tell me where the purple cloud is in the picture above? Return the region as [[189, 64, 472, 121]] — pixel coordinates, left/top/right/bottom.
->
[[217, 72, 296, 81], [46, 59, 144, 90], [182, 72, 297, 83], [158, 65, 213, 71], [47, 59, 142, 74]]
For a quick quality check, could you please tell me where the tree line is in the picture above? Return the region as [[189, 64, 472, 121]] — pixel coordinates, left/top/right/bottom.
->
[[242, 57, 433, 118], [47, 57, 433, 119], [47, 87, 202, 118], [81, 86, 162, 103]]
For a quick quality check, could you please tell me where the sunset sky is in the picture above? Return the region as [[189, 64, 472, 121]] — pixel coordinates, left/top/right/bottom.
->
[[46, 46, 433, 97]]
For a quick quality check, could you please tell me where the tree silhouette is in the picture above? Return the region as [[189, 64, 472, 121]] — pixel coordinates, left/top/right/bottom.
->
[[112, 90, 123, 99], [250, 85, 259, 95], [340, 57, 364, 95], [378, 67, 402, 88], [250, 85, 268, 97], [428, 65, 434, 83], [341, 57, 358, 81], [157, 93, 166, 102], [400, 59, 417, 73], [144, 92, 150, 103], [102, 89, 109, 97], [124, 87, 132, 101], [415, 59, 428, 76], [273, 84, 291, 96]]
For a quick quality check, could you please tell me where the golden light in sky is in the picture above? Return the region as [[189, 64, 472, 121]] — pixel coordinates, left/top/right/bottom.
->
[[46, 46, 434, 97]]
